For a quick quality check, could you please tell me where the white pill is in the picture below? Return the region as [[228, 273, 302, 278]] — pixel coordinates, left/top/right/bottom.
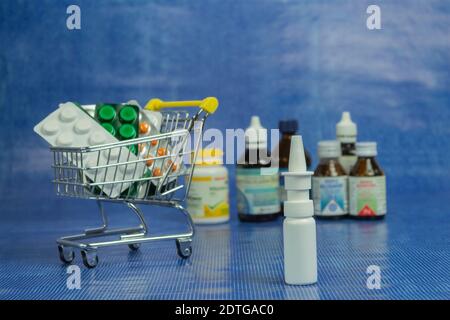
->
[[83, 157, 95, 169], [103, 148, 120, 161], [56, 132, 73, 146], [84, 156, 105, 174], [119, 164, 135, 175], [74, 119, 91, 134], [59, 106, 77, 122], [89, 131, 106, 145], [42, 120, 59, 135]]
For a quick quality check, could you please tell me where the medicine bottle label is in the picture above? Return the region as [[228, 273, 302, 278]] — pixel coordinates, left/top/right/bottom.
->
[[279, 167, 288, 203], [236, 168, 280, 215], [349, 176, 386, 217], [187, 175, 229, 219], [312, 177, 348, 216]]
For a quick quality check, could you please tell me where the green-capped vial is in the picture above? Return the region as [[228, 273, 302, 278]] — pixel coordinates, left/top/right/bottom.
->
[[119, 124, 137, 140], [101, 123, 116, 136], [98, 105, 116, 122], [119, 106, 137, 123]]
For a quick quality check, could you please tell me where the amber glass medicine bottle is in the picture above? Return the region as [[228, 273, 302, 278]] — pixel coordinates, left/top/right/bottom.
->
[[312, 140, 348, 219], [349, 142, 386, 219], [237, 116, 280, 222], [278, 120, 312, 209]]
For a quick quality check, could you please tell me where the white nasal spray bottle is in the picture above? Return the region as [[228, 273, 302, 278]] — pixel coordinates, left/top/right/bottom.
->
[[282, 135, 317, 285]]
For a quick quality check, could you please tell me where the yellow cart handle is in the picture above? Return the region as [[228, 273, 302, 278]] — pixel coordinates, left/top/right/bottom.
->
[[144, 97, 219, 114]]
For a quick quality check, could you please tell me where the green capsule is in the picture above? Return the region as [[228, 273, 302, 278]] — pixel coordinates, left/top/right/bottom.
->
[[119, 124, 137, 140], [119, 106, 137, 123], [101, 123, 116, 136], [127, 145, 137, 155], [98, 105, 116, 122]]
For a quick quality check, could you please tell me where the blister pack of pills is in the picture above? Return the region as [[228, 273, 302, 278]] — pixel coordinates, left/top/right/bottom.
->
[[34, 102, 146, 198]]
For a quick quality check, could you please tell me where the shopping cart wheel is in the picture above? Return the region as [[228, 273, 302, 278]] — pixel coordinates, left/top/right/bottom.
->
[[176, 239, 192, 259], [128, 243, 141, 251], [58, 245, 75, 264], [81, 250, 99, 268]]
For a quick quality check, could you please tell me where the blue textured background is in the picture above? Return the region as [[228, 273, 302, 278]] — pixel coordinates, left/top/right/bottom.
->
[[0, 0, 449, 299]]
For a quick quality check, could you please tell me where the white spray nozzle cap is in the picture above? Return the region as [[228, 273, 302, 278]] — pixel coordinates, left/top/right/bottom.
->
[[245, 116, 267, 149], [336, 111, 357, 143], [288, 135, 307, 172]]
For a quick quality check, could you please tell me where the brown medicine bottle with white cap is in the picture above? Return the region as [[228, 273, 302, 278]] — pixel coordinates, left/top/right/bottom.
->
[[278, 120, 312, 211], [349, 142, 387, 219], [237, 116, 280, 222], [312, 140, 348, 219]]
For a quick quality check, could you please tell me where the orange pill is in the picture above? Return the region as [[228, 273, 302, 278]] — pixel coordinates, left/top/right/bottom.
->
[[167, 160, 177, 172], [139, 122, 149, 134], [150, 140, 158, 147], [157, 148, 167, 156], [153, 168, 162, 176], [138, 143, 145, 152], [145, 155, 154, 167]]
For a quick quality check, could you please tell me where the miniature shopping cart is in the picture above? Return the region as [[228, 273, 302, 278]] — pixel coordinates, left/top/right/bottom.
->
[[52, 97, 218, 268]]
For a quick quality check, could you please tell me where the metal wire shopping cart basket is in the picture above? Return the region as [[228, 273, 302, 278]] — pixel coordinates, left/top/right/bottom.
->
[[51, 97, 218, 268]]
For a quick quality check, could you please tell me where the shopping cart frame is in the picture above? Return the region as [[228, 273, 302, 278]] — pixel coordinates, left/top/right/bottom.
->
[[51, 98, 218, 268]]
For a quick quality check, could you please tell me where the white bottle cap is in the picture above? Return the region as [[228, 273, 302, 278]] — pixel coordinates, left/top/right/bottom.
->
[[318, 140, 341, 159], [336, 111, 357, 143], [356, 142, 377, 157], [245, 116, 267, 149], [194, 149, 224, 165]]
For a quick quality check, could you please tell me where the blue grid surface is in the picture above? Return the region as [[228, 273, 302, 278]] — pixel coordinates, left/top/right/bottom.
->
[[1, 0, 450, 300], [0, 192, 448, 300]]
